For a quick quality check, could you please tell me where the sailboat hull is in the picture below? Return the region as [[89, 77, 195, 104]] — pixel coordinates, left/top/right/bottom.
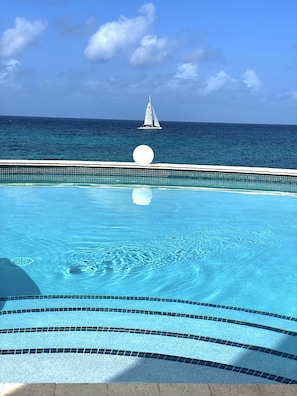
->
[[137, 125, 162, 130]]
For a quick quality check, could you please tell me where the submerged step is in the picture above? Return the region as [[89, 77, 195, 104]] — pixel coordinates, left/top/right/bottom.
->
[[0, 352, 280, 384], [2, 295, 297, 333], [1, 327, 296, 382], [1, 296, 297, 384], [1, 307, 296, 355]]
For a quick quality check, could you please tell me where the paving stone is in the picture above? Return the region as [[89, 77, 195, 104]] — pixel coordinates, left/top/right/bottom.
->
[[258, 385, 297, 396], [108, 383, 159, 396], [208, 384, 262, 396], [55, 383, 108, 396], [160, 383, 211, 395], [1, 384, 31, 396]]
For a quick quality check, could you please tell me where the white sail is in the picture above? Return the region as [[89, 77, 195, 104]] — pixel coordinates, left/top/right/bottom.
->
[[152, 108, 160, 127], [138, 96, 162, 130], [144, 97, 153, 125]]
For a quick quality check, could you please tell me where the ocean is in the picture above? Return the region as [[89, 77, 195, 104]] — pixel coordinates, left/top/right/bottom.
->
[[0, 116, 296, 169]]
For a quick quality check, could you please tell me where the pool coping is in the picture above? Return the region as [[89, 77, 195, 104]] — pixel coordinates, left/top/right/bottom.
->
[[1, 159, 296, 194], [0, 159, 297, 176]]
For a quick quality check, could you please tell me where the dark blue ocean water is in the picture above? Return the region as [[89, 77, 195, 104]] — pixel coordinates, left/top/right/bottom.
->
[[0, 116, 296, 169]]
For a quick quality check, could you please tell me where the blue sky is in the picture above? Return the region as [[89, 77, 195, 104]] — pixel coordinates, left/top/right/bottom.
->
[[1, 0, 296, 124]]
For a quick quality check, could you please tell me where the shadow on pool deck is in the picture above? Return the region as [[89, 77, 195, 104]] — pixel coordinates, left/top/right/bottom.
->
[[0, 258, 41, 310]]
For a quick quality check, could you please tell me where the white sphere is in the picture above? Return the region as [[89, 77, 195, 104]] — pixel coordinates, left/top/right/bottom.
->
[[132, 188, 153, 206], [133, 145, 154, 165]]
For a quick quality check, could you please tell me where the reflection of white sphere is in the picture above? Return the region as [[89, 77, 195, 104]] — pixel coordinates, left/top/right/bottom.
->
[[132, 188, 153, 206], [133, 145, 154, 165]]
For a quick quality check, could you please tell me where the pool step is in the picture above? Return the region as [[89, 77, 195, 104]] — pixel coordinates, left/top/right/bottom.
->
[[2, 295, 297, 331], [0, 296, 296, 383]]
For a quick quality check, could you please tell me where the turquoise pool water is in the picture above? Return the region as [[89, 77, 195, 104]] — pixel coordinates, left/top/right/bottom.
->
[[1, 184, 296, 317]]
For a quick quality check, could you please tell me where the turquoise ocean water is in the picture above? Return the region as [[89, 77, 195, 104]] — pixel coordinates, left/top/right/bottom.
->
[[0, 116, 296, 168]]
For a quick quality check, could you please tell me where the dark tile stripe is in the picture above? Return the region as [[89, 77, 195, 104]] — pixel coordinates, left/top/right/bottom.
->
[[1, 295, 296, 323], [1, 306, 296, 336], [0, 347, 296, 384], [1, 326, 296, 361]]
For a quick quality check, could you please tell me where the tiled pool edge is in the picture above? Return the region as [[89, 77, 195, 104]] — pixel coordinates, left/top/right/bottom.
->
[[0, 159, 297, 175], [0, 160, 297, 192]]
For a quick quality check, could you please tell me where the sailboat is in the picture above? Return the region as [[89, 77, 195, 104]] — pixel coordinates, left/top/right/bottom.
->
[[138, 96, 162, 130]]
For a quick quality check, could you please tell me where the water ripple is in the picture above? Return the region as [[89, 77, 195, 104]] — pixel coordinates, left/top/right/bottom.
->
[[62, 227, 276, 276]]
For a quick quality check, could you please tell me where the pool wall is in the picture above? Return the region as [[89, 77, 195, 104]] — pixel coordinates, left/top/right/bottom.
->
[[0, 160, 297, 193]]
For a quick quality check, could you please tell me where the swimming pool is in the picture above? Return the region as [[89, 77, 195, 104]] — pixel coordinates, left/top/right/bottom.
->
[[0, 161, 297, 383], [1, 183, 296, 316]]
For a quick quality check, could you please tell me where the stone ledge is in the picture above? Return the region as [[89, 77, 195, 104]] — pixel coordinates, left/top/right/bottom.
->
[[0, 160, 296, 177]]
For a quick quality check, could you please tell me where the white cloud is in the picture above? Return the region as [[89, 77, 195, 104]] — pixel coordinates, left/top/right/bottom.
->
[[0, 17, 48, 57], [242, 68, 262, 91], [129, 34, 175, 67], [174, 63, 198, 80], [204, 71, 236, 93], [84, 3, 155, 62], [0, 59, 20, 87]]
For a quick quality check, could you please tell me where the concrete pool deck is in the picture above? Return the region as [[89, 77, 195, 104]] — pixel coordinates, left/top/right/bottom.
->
[[1, 383, 297, 395]]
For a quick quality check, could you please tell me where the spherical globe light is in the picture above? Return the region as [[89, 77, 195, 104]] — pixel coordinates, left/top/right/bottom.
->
[[133, 145, 154, 165], [132, 188, 153, 206]]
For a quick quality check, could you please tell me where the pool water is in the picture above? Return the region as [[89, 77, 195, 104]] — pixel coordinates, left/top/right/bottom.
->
[[0, 185, 296, 317]]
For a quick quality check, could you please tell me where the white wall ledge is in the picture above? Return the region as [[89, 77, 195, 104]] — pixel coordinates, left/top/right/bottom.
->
[[0, 159, 297, 177]]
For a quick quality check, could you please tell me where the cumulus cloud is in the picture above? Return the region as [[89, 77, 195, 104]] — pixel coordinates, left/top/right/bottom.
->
[[0, 59, 20, 87], [203, 68, 262, 94], [0, 17, 48, 57], [129, 34, 175, 67], [204, 71, 236, 93], [174, 62, 198, 80], [84, 3, 155, 62], [242, 68, 262, 91]]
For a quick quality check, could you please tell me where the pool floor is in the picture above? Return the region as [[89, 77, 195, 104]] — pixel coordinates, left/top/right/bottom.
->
[[1, 296, 296, 383]]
